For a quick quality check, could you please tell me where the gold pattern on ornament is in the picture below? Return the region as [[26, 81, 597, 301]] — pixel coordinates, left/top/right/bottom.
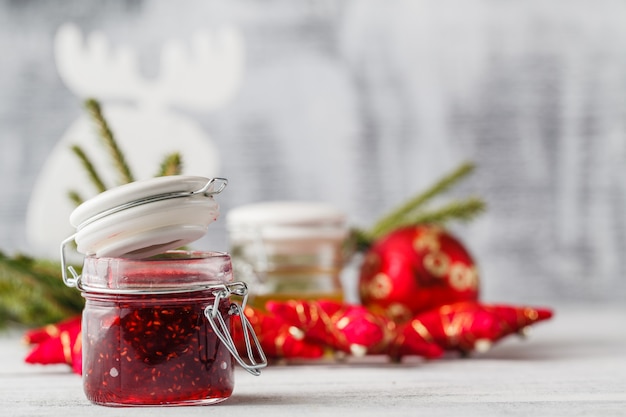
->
[[336, 316, 351, 330], [423, 251, 450, 278], [288, 326, 305, 340], [379, 317, 398, 349], [294, 301, 308, 326], [411, 319, 434, 343], [524, 308, 538, 321], [368, 272, 392, 299], [274, 332, 287, 356], [350, 344, 368, 357], [327, 306, 349, 347], [448, 264, 479, 291], [387, 303, 413, 323], [413, 228, 441, 253], [443, 311, 475, 350], [244, 307, 257, 325], [60, 331, 72, 364], [73, 331, 82, 355], [45, 324, 61, 338]]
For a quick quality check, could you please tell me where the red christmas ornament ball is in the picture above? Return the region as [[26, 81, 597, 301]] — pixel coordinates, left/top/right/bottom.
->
[[359, 225, 480, 322]]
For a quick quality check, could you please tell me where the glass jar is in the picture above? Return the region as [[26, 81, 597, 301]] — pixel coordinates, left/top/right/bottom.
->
[[75, 251, 264, 406], [226, 202, 348, 308]]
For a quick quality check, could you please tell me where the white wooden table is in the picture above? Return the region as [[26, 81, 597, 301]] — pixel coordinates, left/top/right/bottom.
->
[[1, 304, 625, 417]]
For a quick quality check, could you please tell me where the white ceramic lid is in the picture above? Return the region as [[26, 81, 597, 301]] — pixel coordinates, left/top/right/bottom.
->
[[227, 201, 345, 226], [69, 176, 227, 259], [226, 201, 347, 241]]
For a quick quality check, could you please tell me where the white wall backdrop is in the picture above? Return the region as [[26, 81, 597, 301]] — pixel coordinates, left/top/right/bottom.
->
[[1, 0, 626, 305]]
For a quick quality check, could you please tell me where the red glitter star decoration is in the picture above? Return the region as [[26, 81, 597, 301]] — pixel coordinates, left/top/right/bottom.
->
[[264, 299, 551, 360], [23, 315, 82, 374], [231, 306, 325, 360], [396, 301, 553, 356]]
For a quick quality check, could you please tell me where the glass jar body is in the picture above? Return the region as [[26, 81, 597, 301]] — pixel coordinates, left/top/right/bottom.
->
[[226, 202, 348, 308], [80, 252, 235, 406], [230, 231, 345, 307]]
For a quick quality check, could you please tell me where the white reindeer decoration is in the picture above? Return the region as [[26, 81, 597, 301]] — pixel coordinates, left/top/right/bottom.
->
[[26, 23, 245, 259]]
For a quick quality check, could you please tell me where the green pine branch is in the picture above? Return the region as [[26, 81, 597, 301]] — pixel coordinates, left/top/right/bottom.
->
[[67, 191, 83, 206], [84, 98, 134, 185], [369, 161, 476, 239], [352, 161, 486, 251], [68, 98, 138, 206], [397, 197, 486, 227], [70, 144, 107, 193], [156, 152, 183, 177], [0, 252, 83, 329]]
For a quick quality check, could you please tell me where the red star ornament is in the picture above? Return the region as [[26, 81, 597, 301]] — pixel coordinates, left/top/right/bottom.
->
[[481, 303, 554, 339], [266, 300, 442, 358], [231, 306, 324, 360], [359, 225, 480, 323], [24, 315, 82, 374], [399, 301, 553, 355], [22, 315, 82, 345]]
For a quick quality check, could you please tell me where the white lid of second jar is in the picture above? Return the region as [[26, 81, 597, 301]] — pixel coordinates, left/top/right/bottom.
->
[[226, 201, 348, 241]]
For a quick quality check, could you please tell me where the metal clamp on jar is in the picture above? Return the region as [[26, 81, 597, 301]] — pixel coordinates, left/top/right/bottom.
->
[[60, 176, 266, 407]]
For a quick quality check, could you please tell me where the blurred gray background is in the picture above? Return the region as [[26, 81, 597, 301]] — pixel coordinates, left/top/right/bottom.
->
[[1, 0, 626, 306]]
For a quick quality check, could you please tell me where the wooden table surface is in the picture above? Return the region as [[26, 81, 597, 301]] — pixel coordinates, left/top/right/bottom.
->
[[1, 304, 625, 417]]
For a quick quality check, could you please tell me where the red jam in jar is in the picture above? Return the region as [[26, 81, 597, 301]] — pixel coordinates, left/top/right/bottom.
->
[[79, 251, 248, 406]]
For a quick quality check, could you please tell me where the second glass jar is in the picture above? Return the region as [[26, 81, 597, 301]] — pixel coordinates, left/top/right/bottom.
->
[[226, 202, 348, 308]]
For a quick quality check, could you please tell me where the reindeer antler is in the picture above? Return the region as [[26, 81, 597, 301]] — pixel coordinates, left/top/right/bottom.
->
[[54, 23, 245, 111], [160, 28, 245, 110], [55, 24, 146, 101]]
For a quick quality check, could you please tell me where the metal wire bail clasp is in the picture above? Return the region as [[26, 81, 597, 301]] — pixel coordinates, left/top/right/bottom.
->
[[204, 282, 267, 376], [60, 234, 81, 288]]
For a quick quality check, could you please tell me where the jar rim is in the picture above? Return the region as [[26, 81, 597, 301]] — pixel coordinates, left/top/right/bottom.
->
[[79, 250, 234, 294], [83, 250, 231, 262]]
